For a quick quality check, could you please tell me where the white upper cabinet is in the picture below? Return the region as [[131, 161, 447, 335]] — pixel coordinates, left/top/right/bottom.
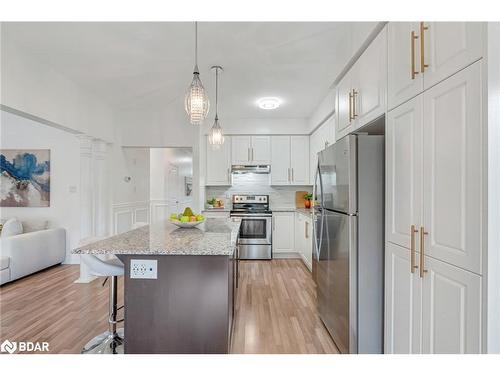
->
[[385, 242, 422, 354], [206, 136, 232, 186], [231, 136, 270, 165], [421, 255, 482, 354], [270, 136, 291, 185], [386, 95, 423, 250], [271, 136, 310, 185], [290, 136, 310, 185], [336, 26, 387, 139], [351, 22, 380, 57], [231, 136, 252, 164], [310, 116, 335, 183], [423, 22, 484, 90], [250, 136, 271, 164], [336, 68, 355, 140], [354, 26, 387, 128], [388, 22, 484, 110], [388, 22, 423, 110], [422, 62, 484, 274]]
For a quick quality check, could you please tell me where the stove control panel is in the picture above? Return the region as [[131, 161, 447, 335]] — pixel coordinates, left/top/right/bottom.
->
[[232, 195, 268, 203]]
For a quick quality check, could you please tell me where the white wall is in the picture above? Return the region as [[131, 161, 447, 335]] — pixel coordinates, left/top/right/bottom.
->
[[0, 110, 80, 263], [112, 147, 150, 205], [1, 28, 116, 143]]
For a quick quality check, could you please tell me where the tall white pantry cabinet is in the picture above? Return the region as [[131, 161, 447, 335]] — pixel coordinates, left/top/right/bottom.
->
[[385, 22, 486, 354]]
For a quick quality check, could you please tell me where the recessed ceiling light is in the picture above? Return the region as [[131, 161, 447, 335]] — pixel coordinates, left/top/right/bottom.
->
[[257, 97, 282, 110]]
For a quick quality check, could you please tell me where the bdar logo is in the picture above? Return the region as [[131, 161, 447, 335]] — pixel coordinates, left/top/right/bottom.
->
[[1, 340, 17, 354]]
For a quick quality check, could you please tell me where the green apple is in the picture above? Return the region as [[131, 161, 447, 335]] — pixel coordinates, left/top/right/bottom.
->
[[196, 214, 204, 221], [170, 213, 178, 220], [180, 216, 190, 223]]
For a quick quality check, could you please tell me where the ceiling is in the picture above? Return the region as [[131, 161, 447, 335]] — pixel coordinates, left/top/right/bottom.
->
[[3, 22, 355, 120]]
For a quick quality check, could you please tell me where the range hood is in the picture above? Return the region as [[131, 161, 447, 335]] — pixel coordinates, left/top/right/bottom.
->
[[231, 165, 271, 174]]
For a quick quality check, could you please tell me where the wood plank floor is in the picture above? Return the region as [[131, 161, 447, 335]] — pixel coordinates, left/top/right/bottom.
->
[[0, 260, 338, 354]]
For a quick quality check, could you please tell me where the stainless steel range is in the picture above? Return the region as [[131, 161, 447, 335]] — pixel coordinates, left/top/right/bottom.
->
[[230, 195, 272, 260]]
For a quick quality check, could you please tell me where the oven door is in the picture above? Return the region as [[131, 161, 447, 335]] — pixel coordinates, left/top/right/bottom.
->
[[233, 215, 272, 245]]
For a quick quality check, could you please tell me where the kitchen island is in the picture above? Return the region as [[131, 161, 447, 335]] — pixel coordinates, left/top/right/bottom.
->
[[73, 218, 241, 354]]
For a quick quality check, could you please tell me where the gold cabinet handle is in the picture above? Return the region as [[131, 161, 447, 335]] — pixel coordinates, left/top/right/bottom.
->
[[411, 30, 419, 80], [349, 91, 353, 120], [352, 89, 358, 118], [410, 225, 419, 273], [420, 22, 429, 73], [419, 226, 429, 278]]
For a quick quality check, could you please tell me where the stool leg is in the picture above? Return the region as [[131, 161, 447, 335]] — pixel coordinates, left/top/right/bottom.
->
[[81, 275, 124, 354], [109, 276, 118, 335]]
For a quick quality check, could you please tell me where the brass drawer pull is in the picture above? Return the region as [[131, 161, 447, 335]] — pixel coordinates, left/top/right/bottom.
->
[[411, 30, 419, 79], [419, 226, 429, 278], [410, 225, 419, 273], [420, 22, 429, 73]]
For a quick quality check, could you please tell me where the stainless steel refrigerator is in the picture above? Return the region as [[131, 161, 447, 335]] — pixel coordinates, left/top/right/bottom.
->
[[312, 134, 384, 354]]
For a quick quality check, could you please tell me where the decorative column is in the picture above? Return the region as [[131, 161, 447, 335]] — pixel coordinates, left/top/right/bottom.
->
[[75, 135, 96, 283]]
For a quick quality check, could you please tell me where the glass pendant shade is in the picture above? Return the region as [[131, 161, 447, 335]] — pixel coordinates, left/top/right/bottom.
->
[[184, 22, 209, 125], [209, 65, 224, 148], [208, 115, 224, 148], [184, 69, 209, 125]]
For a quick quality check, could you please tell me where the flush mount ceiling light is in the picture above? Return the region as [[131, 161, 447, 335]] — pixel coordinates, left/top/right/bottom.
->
[[208, 66, 224, 149], [184, 22, 209, 125], [257, 97, 282, 110]]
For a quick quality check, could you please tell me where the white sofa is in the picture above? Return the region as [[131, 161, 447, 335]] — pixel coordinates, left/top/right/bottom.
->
[[0, 228, 66, 285]]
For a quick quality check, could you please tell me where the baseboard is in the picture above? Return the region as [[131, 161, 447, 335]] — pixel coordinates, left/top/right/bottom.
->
[[272, 252, 301, 259]]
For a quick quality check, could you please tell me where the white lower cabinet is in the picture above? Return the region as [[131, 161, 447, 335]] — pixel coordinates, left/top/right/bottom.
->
[[385, 242, 422, 354], [272, 212, 295, 255], [385, 242, 482, 354], [421, 256, 482, 354], [294, 213, 313, 271]]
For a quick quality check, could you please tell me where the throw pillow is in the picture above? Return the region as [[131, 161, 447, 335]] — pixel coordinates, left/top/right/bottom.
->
[[22, 220, 49, 233], [1, 218, 23, 237]]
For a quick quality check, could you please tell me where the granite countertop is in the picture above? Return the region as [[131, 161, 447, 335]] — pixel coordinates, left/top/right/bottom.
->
[[73, 218, 241, 256]]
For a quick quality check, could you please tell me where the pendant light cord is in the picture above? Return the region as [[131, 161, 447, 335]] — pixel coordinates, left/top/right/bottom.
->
[[215, 67, 219, 118], [194, 22, 198, 72]]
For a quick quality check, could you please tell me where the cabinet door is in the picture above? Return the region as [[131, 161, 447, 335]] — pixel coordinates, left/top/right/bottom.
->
[[250, 136, 271, 164], [386, 96, 423, 249], [270, 136, 291, 185], [294, 213, 303, 256], [303, 217, 313, 270], [290, 136, 310, 185], [231, 136, 251, 164], [336, 72, 353, 140], [355, 26, 387, 128], [388, 22, 423, 110], [206, 137, 231, 186], [272, 212, 295, 254], [385, 242, 422, 354], [423, 22, 484, 90], [421, 256, 482, 353], [422, 62, 483, 274]]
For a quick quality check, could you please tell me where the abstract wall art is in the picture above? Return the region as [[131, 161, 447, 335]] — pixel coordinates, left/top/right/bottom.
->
[[0, 149, 51, 207]]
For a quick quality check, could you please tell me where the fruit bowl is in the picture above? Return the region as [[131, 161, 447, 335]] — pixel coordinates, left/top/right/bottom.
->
[[169, 218, 205, 228]]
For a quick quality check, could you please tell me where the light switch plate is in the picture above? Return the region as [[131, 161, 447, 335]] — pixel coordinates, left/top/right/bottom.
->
[[130, 259, 157, 279]]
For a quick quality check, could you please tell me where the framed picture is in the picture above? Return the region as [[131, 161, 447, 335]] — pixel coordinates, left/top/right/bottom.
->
[[0, 149, 51, 207], [185, 176, 192, 197]]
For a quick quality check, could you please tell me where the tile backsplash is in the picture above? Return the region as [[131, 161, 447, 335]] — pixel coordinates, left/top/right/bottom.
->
[[205, 173, 312, 209]]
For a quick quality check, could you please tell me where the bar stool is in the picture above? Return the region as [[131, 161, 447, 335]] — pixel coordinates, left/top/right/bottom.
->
[[81, 255, 125, 354]]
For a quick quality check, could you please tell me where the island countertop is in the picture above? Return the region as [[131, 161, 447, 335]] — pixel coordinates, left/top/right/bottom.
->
[[73, 218, 241, 256]]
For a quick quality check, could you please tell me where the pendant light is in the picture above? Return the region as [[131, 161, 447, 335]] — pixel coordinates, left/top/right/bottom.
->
[[184, 22, 209, 125], [208, 65, 224, 148]]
